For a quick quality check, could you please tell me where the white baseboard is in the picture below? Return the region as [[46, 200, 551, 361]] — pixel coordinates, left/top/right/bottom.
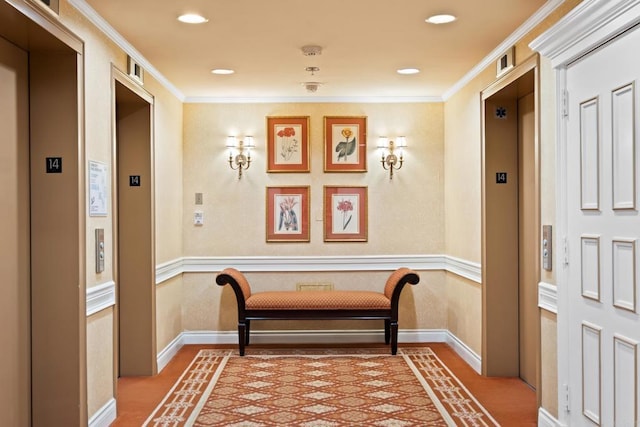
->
[[164, 328, 480, 372], [181, 329, 449, 346], [538, 407, 564, 427], [88, 397, 116, 427], [157, 333, 184, 372], [445, 332, 482, 374]]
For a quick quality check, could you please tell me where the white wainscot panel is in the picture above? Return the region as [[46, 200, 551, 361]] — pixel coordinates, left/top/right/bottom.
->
[[613, 239, 637, 312], [614, 334, 638, 427], [611, 83, 636, 210], [582, 322, 602, 425], [581, 97, 600, 210], [582, 235, 601, 301]]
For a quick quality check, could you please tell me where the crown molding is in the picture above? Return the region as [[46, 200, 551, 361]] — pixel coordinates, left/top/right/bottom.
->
[[530, 0, 640, 68], [184, 96, 443, 104], [442, 0, 565, 101], [67, 0, 184, 101]]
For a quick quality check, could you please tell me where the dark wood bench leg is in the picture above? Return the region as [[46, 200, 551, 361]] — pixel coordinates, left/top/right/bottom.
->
[[245, 319, 251, 345], [238, 322, 246, 356], [384, 319, 391, 345], [390, 321, 398, 355]]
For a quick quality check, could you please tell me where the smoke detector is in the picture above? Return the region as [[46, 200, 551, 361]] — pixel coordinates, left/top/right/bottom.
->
[[302, 82, 322, 93], [301, 45, 322, 56]]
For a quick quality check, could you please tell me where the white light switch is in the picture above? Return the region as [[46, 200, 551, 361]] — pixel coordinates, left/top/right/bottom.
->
[[194, 211, 204, 225]]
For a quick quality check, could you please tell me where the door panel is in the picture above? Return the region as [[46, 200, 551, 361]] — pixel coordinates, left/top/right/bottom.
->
[[566, 25, 640, 426], [0, 36, 30, 426], [518, 92, 537, 388]]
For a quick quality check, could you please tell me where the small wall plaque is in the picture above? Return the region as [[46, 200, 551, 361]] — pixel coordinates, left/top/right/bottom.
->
[[496, 172, 508, 184], [46, 157, 62, 173], [129, 175, 141, 187]]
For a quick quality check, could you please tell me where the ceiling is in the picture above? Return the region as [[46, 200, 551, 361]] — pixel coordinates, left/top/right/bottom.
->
[[81, 0, 548, 101]]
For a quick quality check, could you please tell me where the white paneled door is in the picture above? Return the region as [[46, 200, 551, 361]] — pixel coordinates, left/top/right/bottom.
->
[[566, 24, 640, 426]]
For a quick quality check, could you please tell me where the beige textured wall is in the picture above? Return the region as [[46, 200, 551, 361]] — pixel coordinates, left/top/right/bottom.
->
[[86, 309, 114, 417], [156, 276, 184, 353], [183, 270, 446, 333], [183, 102, 444, 256], [446, 275, 482, 354], [57, 0, 184, 417], [541, 310, 558, 418]]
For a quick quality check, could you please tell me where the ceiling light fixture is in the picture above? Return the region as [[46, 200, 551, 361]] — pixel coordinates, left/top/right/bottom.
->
[[177, 13, 209, 24], [397, 68, 420, 75], [302, 82, 322, 93], [211, 69, 235, 75], [425, 14, 456, 24], [301, 45, 323, 57]]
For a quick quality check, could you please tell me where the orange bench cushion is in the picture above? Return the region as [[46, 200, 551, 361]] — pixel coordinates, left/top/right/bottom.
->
[[245, 290, 391, 310]]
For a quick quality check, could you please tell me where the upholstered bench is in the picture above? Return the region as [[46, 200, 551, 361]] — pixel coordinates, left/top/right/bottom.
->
[[215, 267, 420, 355]]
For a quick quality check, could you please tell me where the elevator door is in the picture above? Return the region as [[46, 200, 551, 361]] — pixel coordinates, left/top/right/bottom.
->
[[0, 36, 31, 426]]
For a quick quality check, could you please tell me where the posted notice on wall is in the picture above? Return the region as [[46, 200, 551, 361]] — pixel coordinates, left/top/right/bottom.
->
[[89, 161, 108, 216]]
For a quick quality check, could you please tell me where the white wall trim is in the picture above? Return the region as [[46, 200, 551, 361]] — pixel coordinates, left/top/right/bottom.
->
[[86, 281, 116, 317], [530, 0, 640, 69], [156, 255, 481, 284], [538, 281, 558, 314], [442, 0, 565, 100], [538, 407, 565, 427], [166, 329, 481, 373], [445, 331, 482, 374], [182, 254, 447, 272], [157, 333, 184, 372], [88, 397, 117, 427], [156, 258, 184, 285], [445, 256, 482, 283], [68, 0, 184, 101]]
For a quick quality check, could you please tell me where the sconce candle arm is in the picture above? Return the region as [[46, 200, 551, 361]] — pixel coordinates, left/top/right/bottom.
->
[[226, 136, 253, 179], [378, 138, 405, 180]]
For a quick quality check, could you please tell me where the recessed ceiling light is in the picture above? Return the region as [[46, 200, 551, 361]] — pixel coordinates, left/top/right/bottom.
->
[[425, 14, 457, 24], [211, 69, 235, 75], [177, 14, 208, 24], [397, 68, 420, 75]]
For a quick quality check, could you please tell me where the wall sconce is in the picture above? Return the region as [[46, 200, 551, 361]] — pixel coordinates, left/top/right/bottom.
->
[[226, 136, 254, 179], [377, 136, 406, 179]]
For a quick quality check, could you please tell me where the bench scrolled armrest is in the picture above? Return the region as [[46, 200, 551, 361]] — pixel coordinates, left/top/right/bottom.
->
[[383, 267, 420, 312], [216, 268, 252, 311]]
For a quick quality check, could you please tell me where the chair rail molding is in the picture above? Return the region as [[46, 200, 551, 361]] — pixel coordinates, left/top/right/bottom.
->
[[86, 280, 116, 316], [154, 255, 482, 284], [538, 281, 558, 314]]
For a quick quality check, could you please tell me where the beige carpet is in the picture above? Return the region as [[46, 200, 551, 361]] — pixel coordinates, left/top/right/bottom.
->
[[144, 347, 498, 426]]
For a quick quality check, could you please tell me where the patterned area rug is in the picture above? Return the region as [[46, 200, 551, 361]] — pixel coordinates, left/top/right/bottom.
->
[[144, 347, 498, 426]]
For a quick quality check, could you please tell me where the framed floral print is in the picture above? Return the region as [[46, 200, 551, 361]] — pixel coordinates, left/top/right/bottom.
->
[[267, 116, 310, 172], [324, 116, 367, 172], [323, 186, 367, 242], [266, 186, 310, 242]]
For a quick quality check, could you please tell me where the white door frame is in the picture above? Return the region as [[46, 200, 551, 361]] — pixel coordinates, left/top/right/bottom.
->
[[531, 0, 640, 424]]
